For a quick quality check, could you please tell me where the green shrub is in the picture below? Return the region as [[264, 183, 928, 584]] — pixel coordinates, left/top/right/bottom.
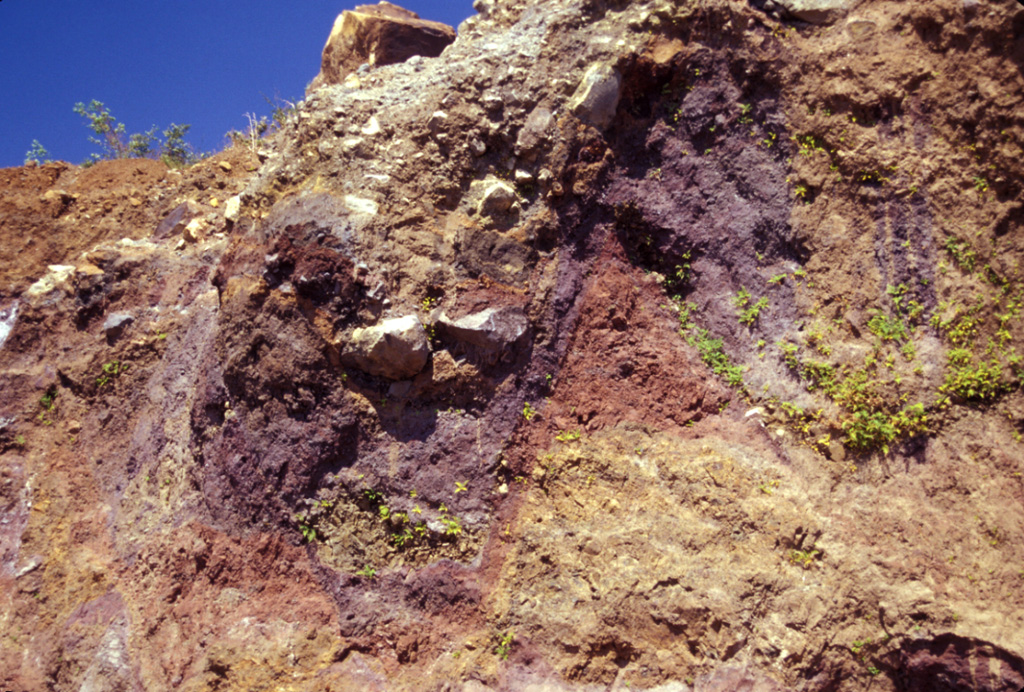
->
[[867, 312, 908, 341], [842, 403, 926, 454], [941, 354, 1005, 401], [73, 99, 199, 167], [687, 328, 744, 387], [24, 140, 51, 165]]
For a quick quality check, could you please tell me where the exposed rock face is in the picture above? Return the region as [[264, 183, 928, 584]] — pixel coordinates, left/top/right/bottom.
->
[[312, 1, 457, 89], [471, 177, 518, 217], [101, 311, 133, 340], [770, 0, 857, 24], [3, 0, 1024, 690], [343, 314, 430, 379], [438, 306, 530, 352], [568, 63, 623, 130]]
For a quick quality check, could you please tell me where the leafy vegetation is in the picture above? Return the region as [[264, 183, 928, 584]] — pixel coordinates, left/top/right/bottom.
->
[[24, 140, 51, 165], [842, 403, 927, 454], [943, 236, 976, 273], [96, 361, 128, 388], [72, 99, 199, 167], [686, 328, 744, 387], [941, 351, 1005, 401], [522, 402, 537, 421], [494, 631, 515, 660], [788, 547, 820, 569]]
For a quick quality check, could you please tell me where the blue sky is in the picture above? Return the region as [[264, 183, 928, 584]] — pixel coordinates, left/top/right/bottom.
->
[[0, 1, 476, 168]]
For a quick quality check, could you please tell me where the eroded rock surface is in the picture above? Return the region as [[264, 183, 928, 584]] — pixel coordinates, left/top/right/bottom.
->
[[344, 314, 431, 379], [313, 1, 457, 88], [2, 0, 1024, 690]]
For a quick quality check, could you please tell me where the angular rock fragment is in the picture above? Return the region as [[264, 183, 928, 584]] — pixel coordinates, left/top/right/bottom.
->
[[468, 177, 518, 218], [0, 302, 17, 351], [102, 312, 134, 341], [154, 200, 203, 240], [568, 63, 622, 129], [437, 307, 530, 352], [514, 107, 553, 158], [771, 0, 856, 24], [223, 195, 242, 223], [311, 2, 456, 89], [26, 265, 75, 299], [343, 314, 430, 380]]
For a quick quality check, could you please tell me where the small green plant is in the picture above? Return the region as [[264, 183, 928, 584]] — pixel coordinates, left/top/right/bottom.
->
[[264, 94, 297, 128], [522, 402, 536, 421], [96, 361, 128, 387], [662, 250, 693, 295], [555, 429, 582, 443], [788, 547, 820, 569], [454, 481, 469, 493], [794, 133, 826, 156], [851, 639, 872, 655], [972, 176, 989, 192], [778, 341, 800, 369], [160, 123, 195, 168], [740, 297, 769, 326], [391, 528, 416, 548], [738, 103, 753, 124], [355, 564, 376, 579], [687, 329, 744, 387], [676, 300, 697, 331], [441, 515, 462, 537], [901, 341, 917, 361], [495, 631, 515, 660], [732, 287, 752, 308], [768, 274, 787, 285], [943, 237, 976, 273], [295, 516, 317, 543], [24, 140, 51, 165], [842, 403, 927, 454], [40, 389, 57, 411], [732, 288, 768, 325], [37, 387, 58, 424], [867, 312, 908, 342]]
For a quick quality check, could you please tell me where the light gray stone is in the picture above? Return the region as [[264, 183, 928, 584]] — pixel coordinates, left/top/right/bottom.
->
[[438, 307, 529, 352], [515, 107, 553, 156], [0, 302, 17, 352], [476, 181, 517, 216], [568, 64, 622, 129], [775, 0, 855, 24], [103, 313, 135, 340], [344, 315, 430, 380]]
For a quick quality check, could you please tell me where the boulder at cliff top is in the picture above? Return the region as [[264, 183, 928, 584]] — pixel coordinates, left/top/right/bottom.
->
[[312, 2, 456, 89], [343, 314, 430, 380]]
